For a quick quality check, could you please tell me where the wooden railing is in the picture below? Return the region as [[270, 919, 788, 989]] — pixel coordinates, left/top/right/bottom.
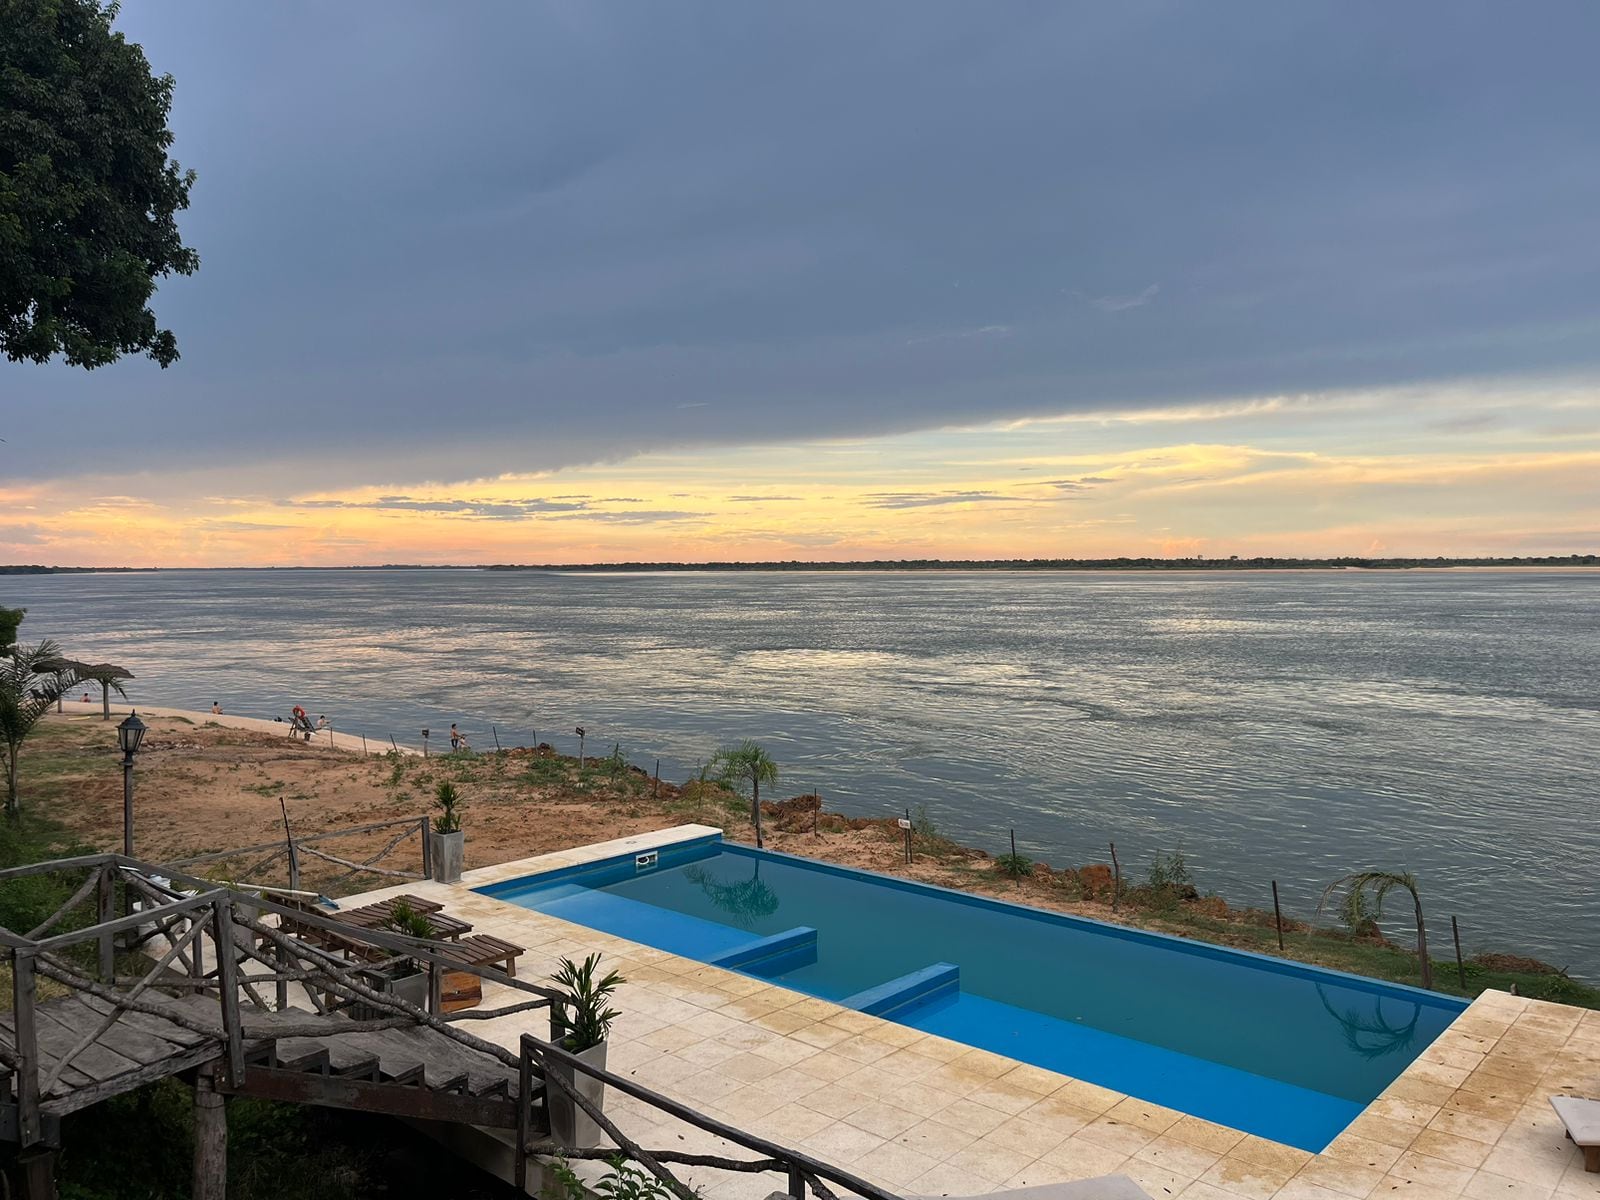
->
[[165, 815, 433, 893], [516, 1035, 904, 1200], [1, 853, 560, 1149]]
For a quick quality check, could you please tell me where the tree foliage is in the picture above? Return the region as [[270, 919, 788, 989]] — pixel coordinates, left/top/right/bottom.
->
[[1321, 869, 1434, 990], [1, 638, 84, 816], [0, 605, 23, 651], [1, 0, 199, 369], [711, 739, 779, 849]]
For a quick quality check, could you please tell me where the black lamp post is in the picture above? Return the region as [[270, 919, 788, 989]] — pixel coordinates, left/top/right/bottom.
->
[[117, 711, 147, 858]]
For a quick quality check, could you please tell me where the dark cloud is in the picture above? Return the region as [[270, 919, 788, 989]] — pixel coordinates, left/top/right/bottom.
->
[[547, 510, 709, 525], [278, 496, 589, 519], [9, 2, 1600, 487], [727, 495, 804, 502], [864, 491, 1015, 509]]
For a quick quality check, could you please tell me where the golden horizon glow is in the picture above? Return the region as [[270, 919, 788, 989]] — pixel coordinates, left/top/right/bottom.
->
[[4, 380, 1599, 567]]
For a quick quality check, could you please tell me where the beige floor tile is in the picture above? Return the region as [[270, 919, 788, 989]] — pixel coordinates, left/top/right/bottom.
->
[[984, 1115, 1072, 1159], [790, 1051, 861, 1083], [1035, 1132, 1132, 1176], [855, 1140, 942, 1188], [999, 1062, 1072, 1096], [788, 1021, 853, 1050], [845, 1100, 924, 1140], [1464, 1172, 1557, 1200], [1290, 1155, 1387, 1198], [969, 1079, 1049, 1116], [800, 1083, 875, 1120], [1136, 1135, 1226, 1180], [800, 1120, 887, 1164], [1389, 1150, 1476, 1194], [944, 1137, 1036, 1183], [1108, 1096, 1185, 1134], [1167, 1116, 1249, 1156], [1199, 1155, 1298, 1200], [1022, 1095, 1102, 1136], [1408, 1130, 1492, 1170], [1479, 1145, 1573, 1191], [1077, 1115, 1160, 1156], [1052, 1077, 1126, 1115], [1125, 1160, 1197, 1198], [1177, 1182, 1247, 1200], [753, 1102, 835, 1143], [909, 1162, 996, 1197], [895, 1116, 981, 1161], [933, 1096, 1014, 1136]]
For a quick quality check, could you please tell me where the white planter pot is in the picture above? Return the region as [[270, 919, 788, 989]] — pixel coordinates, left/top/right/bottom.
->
[[547, 1041, 608, 1149], [431, 830, 465, 883]]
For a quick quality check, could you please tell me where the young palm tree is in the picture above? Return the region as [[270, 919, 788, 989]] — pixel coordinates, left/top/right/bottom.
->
[[1, 640, 85, 817], [712, 740, 779, 849], [1321, 870, 1433, 989]]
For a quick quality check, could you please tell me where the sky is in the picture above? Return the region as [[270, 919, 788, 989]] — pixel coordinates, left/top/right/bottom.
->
[[3, 1, 1599, 566]]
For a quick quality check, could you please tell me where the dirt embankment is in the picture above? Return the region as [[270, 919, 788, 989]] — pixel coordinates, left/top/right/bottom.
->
[[28, 712, 1586, 1001]]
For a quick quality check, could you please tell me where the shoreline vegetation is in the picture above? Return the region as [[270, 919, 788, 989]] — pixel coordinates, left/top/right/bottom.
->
[[10, 711, 1597, 1013], [3, 554, 1598, 574]]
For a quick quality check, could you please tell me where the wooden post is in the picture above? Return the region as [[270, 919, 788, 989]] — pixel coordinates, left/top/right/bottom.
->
[[361, 733, 368, 757], [275, 933, 289, 1012], [1452, 915, 1467, 989], [515, 1040, 534, 1190], [192, 1069, 228, 1200], [906, 808, 914, 864], [788, 1161, 806, 1199], [420, 816, 433, 878], [15, 1148, 57, 1200], [427, 963, 443, 1016], [493, 725, 502, 752], [390, 735, 399, 754], [1272, 881, 1285, 951], [12, 949, 41, 1147], [653, 759, 660, 799], [813, 791, 819, 836], [1109, 841, 1121, 911], [97, 864, 116, 980], [213, 898, 246, 1084]]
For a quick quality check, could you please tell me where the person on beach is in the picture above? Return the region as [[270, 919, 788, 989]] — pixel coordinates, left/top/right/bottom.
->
[[211, 701, 221, 715], [316, 714, 329, 730], [450, 723, 460, 750]]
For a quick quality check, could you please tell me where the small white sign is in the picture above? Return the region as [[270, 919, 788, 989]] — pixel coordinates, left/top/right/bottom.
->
[[896, 818, 912, 830]]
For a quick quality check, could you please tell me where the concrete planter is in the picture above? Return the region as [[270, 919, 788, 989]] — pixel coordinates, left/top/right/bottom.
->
[[547, 1041, 608, 1149], [430, 829, 464, 883]]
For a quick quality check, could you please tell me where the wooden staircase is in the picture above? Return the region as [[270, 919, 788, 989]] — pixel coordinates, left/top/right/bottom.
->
[[226, 1022, 542, 1133]]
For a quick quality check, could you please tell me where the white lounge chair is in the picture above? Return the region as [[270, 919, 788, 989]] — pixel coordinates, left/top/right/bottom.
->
[[1550, 1095, 1600, 1172]]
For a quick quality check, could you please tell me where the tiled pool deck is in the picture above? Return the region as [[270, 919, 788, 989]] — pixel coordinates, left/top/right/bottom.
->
[[341, 827, 1600, 1200]]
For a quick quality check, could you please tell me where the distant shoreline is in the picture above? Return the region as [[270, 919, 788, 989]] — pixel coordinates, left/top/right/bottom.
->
[[4, 555, 1598, 574]]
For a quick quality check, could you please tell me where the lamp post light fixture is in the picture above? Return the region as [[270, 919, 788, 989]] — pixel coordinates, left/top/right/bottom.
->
[[117, 711, 148, 859]]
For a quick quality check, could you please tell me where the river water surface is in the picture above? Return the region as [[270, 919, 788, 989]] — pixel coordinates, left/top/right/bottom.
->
[[9, 568, 1597, 975]]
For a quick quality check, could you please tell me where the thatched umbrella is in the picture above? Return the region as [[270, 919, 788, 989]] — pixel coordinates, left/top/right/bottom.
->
[[38, 657, 134, 719]]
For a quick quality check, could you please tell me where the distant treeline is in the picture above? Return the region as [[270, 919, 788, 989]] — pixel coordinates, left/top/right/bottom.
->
[[487, 555, 1600, 572], [0, 565, 152, 575]]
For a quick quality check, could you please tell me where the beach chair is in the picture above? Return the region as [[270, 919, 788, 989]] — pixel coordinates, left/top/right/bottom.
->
[[1551, 1096, 1600, 1172], [287, 708, 316, 740]]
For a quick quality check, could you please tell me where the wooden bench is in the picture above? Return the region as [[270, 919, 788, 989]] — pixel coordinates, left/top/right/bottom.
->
[[1551, 1096, 1600, 1172], [435, 934, 524, 978]]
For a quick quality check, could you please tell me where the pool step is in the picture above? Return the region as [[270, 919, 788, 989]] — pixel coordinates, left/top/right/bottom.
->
[[708, 927, 819, 976], [842, 962, 959, 1020]]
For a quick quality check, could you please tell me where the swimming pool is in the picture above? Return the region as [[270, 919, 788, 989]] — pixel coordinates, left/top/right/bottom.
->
[[480, 835, 1465, 1150]]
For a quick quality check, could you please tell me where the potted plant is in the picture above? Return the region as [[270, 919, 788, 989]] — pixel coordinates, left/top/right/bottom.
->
[[430, 781, 465, 883], [356, 899, 433, 1015], [547, 953, 625, 1149]]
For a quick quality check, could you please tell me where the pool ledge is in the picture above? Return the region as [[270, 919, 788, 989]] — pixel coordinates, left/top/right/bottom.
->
[[339, 831, 1599, 1200]]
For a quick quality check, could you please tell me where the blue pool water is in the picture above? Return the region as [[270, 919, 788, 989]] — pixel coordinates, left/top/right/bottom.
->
[[481, 836, 1466, 1150]]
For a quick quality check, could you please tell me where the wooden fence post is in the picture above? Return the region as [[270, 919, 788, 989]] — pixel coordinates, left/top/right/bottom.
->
[[1109, 842, 1121, 911], [420, 816, 433, 879], [1272, 881, 1285, 951], [192, 1068, 228, 1200], [12, 949, 41, 1146], [213, 897, 245, 1084], [1452, 916, 1467, 988], [97, 864, 116, 980]]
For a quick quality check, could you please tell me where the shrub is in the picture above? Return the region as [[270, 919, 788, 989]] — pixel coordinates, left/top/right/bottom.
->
[[995, 852, 1033, 879], [432, 781, 462, 834]]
